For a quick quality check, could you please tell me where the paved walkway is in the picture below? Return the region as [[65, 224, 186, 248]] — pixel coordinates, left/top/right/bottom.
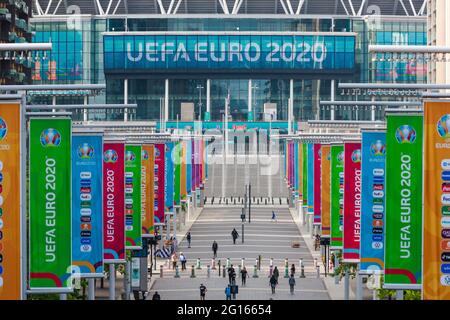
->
[[147, 206, 330, 300]]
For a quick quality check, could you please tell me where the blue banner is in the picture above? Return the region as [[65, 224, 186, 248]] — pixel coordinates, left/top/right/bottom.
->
[[307, 143, 314, 214], [104, 34, 355, 72], [360, 131, 386, 273], [165, 142, 175, 213], [72, 135, 103, 277]]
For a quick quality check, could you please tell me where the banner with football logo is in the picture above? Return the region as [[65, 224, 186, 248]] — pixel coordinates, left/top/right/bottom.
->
[[298, 142, 303, 199], [302, 143, 308, 207], [360, 131, 386, 273], [29, 118, 72, 289], [154, 144, 165, 224], [385, 114, 423, 289], [174, 142, 181, 207], [180, 141, 187, 201], [72, 134, 104, 277], [330, 144, 344, 249], [321, 145, 331, 237], [103, 142, 125, 263], [307, 144, 314, 215], [0, 102, 23, 299], [423, 101, 450, 299], [141, 144, 154, 237], [294, 142, 299, 196], [125, 144, 142, 249], [342, 141, 362, 263], [186, 139, 192, 195], [165, 142, 175, 214], [313, 143, 322, 225]]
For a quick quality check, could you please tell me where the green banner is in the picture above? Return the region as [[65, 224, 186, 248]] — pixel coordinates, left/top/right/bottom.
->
[[330, 145, 344, 249], [125, 145, 142, 249], [174, 142, 181, 206], [29, 118, 72, 289], [385, 114, 423, 289], [302, 143, 308, 206]]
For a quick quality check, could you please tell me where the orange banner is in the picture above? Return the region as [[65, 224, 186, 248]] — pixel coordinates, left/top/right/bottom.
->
[[180, 141, 187, 200], [424, 101, 450, 299], [321, 145, 331, 237], [141, 144, 154, 236], [0, 103, 22, 300]]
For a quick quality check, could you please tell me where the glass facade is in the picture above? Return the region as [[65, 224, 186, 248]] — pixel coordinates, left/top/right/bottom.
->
[[31, 16, 427, 122]]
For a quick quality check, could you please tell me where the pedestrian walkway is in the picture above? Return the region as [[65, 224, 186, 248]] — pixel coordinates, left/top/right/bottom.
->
[[147, 206, 330, 300]]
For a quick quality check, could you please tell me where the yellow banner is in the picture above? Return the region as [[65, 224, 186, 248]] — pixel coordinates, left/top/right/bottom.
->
[[321, 145, 331, 237], [0, 103, 22, 300], [141, 144, 154, 236], [424, 101, 450, 299], [180, 141, 187, 200]]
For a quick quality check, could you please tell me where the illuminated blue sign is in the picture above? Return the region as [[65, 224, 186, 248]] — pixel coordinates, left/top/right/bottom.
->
[[104, 33, 355, 73]]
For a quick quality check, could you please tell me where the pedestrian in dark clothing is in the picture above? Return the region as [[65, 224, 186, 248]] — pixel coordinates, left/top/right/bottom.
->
[[269, 275, 277, 294], [152, 291, 161, 300], [180, 252, 187, 271], [273, 266, 279, 284], [240, 267, 248, 286], [212, 240, 218, 258], [225, 285, 231, 300], [290, 264, 296, 276], [288, 274, 296, 295], [231, 228, 239, 244], [228, 265, 236, 285], [186, 232, 192, 248], [199, 283, 207, 300]]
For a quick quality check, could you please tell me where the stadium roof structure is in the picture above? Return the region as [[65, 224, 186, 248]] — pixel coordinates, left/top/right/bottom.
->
[[32, 0, 427, 17]]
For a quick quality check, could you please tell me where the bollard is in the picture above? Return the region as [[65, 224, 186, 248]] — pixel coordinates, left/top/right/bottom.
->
[[284, 258, 289, 278], [258, 255, 262, 271], [190, 265, 196, 278], [212, 258, 216, 270], [255, 258, 258, 270], [218, 260, 221, 276], [226, 258, 230, 268], [222, 265, 226, 278], [174, 265, 180, 278], [316, 265, 320, 278], [253, 265, 259, 278], [269, 265, 273, 277], [300, 264, 306, 278], [314, 258, 318, 267], [207, 265, 211, 278], [160, 265, 164, 278], [238, 264, 241, 274], [241, 258, 245, 268], [196, 258, 202, 270], [269, 258, 273, 267]]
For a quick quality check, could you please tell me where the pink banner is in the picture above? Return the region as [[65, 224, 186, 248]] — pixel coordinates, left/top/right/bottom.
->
[[343, 142, 362, 262], [313, 143, 322, 225], [154, 144, 165, 224], [103, 142, 125, 263]]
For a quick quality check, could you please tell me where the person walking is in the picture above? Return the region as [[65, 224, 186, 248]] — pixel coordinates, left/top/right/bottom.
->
[[240, 266, 248, 286], [228, 265, 236, 285], [180, 252, 187, 271], [231, 228, 239, 244], [186, 232, 192, 248], [225, 285, 232, 300], [271, 210, 277, 222], [171, 252, 178, 270], [269, 274, 277, 294], [290, 264, 296, 276], [212, 240, 218, 258], [152, 291, 161, 300], [314, 234, 320, 251], [288, 274, 296, 295], [273, 266, 279, 284], [199, 283, 207, 300]]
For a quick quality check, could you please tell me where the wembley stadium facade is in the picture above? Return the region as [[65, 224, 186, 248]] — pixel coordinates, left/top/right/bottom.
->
[[29, 0, 428, 130]]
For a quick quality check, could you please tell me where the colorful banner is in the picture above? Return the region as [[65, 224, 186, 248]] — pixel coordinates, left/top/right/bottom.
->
[[294, 143, 299, 196], [321, 145, 331, 237], [0, 103, 22, 299], [307, 144, 314, 214], [29, 118, 72, 289], [302, 143, 308, 206], [180, 141, 187, 201], [298, 142, 303, 198], [360, 131, 386, 273], [313, 143, 322, 225], [125, 145, 142, 249], [165, 142, 175, 213], [330, 145, 344, 249], [424, 102, 450, 299], [385, 114, 423, 288], [141, 145, 154, 237], [186, 140, 192, 195], [174, 142, 181, 207], [191, 139, 195, 192], [154, 144, 165, 224], [103, 142, 125, 263], [342, 141, 362, 263], [72, 134, 104, 277]]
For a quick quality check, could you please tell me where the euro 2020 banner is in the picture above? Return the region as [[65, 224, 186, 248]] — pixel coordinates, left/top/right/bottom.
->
[[342, 141, 361, 263], [125, 144, 142, 250], [141, 144, 154, 237], [423, 101, 450, 299], [154, 144, 165, 224], [330, 145, 344, 249], [360, 131, 386, 274], [313, 144, 322, 225], [165, 142, 175, 213], [385, 114, 423, 289], [29, 118, 72, 290]]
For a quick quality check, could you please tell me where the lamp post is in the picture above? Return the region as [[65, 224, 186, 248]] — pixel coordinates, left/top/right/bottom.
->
[[196, 84, 204, 121]]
